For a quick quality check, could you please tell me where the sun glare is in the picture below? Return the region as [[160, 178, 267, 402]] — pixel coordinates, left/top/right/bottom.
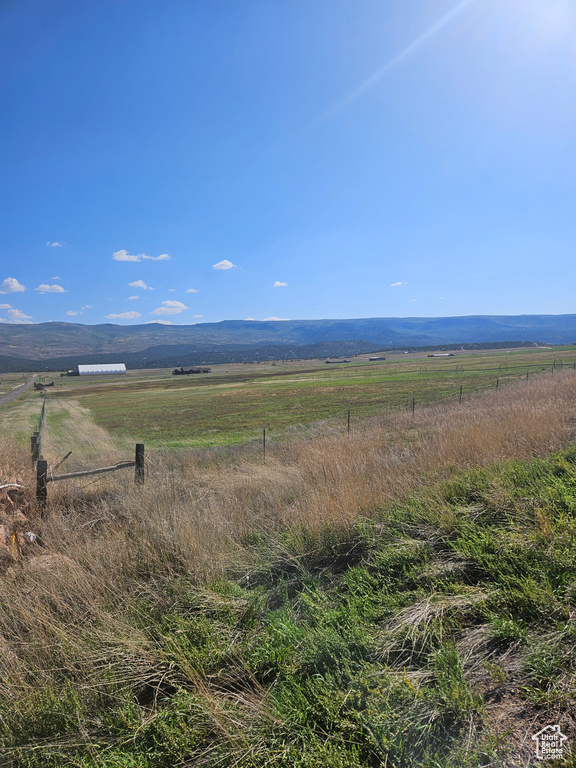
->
[[513, 0, 576, 48]]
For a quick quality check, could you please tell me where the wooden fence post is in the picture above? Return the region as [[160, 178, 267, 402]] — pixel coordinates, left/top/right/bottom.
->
[[36, 459, 48, 515], [135, 443, 145, 485], [31, 432, 38, 466], [459, 384, 463, 404]]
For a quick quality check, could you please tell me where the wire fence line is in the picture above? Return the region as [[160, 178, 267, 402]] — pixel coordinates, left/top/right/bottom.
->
[[299, 360, 574, 382], [251, 365, 575, 460], [28, 362, 575, 477]]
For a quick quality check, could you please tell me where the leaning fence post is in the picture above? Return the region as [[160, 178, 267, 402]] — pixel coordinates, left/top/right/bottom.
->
[[31, 432, 39, 466], [459, 384, 463, 404], [36, 459, 48, 515], [135, 443, 145, 485]]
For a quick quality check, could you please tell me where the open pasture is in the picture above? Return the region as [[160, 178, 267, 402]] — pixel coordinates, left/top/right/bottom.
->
[[0, 371, 31, 398], [38, 345, 576, 448]]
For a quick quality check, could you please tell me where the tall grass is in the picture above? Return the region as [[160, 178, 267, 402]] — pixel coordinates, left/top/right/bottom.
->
[[112, 370, 576, 573], [4, 372, 575, 582], [1, 371, 576, 765]]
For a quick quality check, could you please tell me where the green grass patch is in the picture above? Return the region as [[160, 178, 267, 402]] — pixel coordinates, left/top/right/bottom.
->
[[2, 447, 576, 765], [45, 347, 576, 447]]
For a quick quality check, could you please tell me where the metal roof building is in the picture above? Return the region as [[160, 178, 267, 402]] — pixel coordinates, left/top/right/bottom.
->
[[78, 363, 127, 375]]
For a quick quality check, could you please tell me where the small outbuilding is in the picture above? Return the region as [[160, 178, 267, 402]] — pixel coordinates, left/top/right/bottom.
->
[[172, 367, 212, 375]]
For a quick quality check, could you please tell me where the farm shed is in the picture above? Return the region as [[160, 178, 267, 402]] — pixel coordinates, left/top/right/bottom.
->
[[172, 367, 212, 375], [77, 363, 127, 375]]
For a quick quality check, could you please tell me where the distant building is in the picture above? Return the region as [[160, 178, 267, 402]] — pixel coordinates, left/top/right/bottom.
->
[[77, 363, 127, 375], [427, 353, 454, 358], [369, 356, 387, 361], [325, 359, 351, 364], [172, 367, 211, 375]]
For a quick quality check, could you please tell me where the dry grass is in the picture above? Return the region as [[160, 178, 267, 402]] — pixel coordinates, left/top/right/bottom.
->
[[3, 371, 574, 583], [42, 397, 133, 469], [0, 371, 572, 636], [1, 371, 576, 765], [113, 370, 575, 572]]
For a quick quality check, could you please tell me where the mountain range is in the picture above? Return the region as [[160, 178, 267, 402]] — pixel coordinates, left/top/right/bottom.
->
[[0, 315, 574, 371]]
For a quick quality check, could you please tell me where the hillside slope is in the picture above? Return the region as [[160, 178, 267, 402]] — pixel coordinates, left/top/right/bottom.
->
[[0, 314, 575, 364]]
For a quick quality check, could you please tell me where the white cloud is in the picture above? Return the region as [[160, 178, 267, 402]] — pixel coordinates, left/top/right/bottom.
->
[[274, 281, 288, 288], [35, 284, 67, 294], [244, 317, 255, 321], [113, 250, 171, 262], [390, 281, 407, 287], [67, 305, 91, 316], [0, 277, 25, 294], [263, 316, 290, 321], [151, 300, 188, 316], [47, 242, 63, 247], [4, 308, 33, 323], [193, 314, 203, 318], [105, 311, 142, 320], [0, 303, 11, 309], [129, 280, 150, 290], [213, 259, 236, 270], [113, 250, 141, 262], [186, 288, 199, 293], [128, 295, 140, 300], [145, 319, 173, 325], [51, 276, 62, 280]]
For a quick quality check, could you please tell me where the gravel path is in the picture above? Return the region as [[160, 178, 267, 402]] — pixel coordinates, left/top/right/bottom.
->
[[0, 375, 38, 406]]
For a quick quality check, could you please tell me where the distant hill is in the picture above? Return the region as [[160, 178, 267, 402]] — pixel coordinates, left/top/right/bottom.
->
[[0, 315, 573, 371]]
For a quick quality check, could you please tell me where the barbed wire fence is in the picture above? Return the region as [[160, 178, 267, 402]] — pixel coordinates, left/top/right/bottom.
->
[[29, 358, 576, 482]]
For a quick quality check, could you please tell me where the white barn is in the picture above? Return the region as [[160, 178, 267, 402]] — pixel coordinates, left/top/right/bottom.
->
[[78, 363, 127, 375]]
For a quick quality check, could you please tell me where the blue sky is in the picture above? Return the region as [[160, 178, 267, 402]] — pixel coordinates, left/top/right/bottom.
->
[[1, 0, 576, 326]]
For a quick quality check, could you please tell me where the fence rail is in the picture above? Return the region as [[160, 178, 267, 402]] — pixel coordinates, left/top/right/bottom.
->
[[30, 397, 145, 515]]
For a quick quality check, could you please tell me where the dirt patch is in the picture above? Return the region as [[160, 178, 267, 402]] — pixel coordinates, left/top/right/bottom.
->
[[481, 689, 575, 766]]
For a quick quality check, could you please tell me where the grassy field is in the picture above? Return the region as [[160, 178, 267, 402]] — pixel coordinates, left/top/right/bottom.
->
[[1, 372, 576, 766], [0, 372, 31, 398], [30, 345, 576, 448], [2, 346, 575, 455]]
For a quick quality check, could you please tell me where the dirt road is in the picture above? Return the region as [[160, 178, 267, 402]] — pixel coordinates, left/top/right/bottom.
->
[[0, 375, 37, 406]]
